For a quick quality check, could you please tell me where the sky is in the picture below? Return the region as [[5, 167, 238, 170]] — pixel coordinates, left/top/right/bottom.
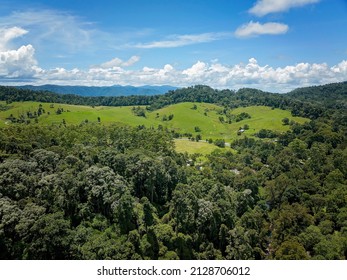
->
[[0, 0, 347, 92]]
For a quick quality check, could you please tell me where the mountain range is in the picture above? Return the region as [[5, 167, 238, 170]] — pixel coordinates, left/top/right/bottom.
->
[[16, 84, 178, 97]]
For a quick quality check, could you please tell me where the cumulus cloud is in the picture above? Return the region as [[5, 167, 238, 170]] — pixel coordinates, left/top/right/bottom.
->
[[18, 58, 345, 93], [98, 56, 140, 69], [0, 26, 28, 51], [0, 44, 41, 78], [0, 27, 41, 79], [132, 32, 232, 49], [235, 21, 289, 38], [0, 27, 346, 92], [183, 61, 207, 77], [332, 60, 347, 74], [249, 0, 320, 17]]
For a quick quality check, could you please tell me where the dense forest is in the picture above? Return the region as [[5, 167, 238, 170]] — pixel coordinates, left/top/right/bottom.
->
[[0, 82, 346, 259]]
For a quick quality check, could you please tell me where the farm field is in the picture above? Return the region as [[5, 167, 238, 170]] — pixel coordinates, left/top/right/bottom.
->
[[174, 139, 223, 155], [0, 101, 156, 127], [151, 103, 309, 140], [0, 101, 309, 154]]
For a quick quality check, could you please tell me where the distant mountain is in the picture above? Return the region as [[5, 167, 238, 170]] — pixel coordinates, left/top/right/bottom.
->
[[16, 84, 178, 97]]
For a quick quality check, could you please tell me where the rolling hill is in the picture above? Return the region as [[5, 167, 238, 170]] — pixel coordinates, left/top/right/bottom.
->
[[0, 101, 309, 154], [1, 82, 346, 261]]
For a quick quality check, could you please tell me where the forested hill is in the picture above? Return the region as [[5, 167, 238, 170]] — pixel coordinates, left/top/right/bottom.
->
[[288, 82, 347, 110], [1, 81, 347, 119]]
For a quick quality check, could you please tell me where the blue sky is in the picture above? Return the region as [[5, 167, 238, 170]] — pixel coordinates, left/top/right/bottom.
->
[[0, 0, 347, 92]]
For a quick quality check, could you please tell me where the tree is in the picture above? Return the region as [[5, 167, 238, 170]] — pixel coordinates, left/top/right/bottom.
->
[[226, 225, 254, 260], [0, 197, 22, 258], [172, 184, 198, 234], [132, 106, 146, 117], [140, 228, 159, 259], [142, 197, 154, 231], [275, 240, 308, 260], [174, 233, 193, 259], [219, 224, 229, 254], [288, 139, 307, 159], [282, 117, 290, 125], [196, 199, 217, 239], [313, 234, 346, 260], [83, 166, 128, 218], [214, 139, 225, 148], [25, 212, 72, 259], [115, 193, 136, 234], [299, 225, 323, 252], [272, 203, 314, 243]]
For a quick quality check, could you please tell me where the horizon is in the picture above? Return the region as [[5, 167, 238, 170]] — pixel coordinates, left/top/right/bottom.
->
[[1, 0, 347, 92], [9, 80, 347, 96]]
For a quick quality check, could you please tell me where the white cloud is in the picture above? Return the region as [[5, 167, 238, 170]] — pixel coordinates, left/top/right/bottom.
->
[[0, 27, 41, 78], [0, 9, 157, 69], [0, 29, 346, 92], [0, 44, 41, 78], [132, 32, 232, 49], [98, 56, 140, 69], [183, 61, 207, 77], [31, 58, 347, 93], [249, 0, 320, 16], [235, 21, 289, 38], [332, 60, 347, 73], [0, 10, 98, 53], [0, 26, 28, 51]]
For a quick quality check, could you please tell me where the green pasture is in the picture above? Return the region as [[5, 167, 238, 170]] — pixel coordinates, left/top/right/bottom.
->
[[174, 139, 223, 155], [229, 106, 308, 138], [147, 103, 308, 141], [0, 101, 309, 154], [0, 101, 155, 127]]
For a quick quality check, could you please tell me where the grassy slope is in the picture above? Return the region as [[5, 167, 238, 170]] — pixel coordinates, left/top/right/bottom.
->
[[0, 101, 155, 127], [230, 106, 308, 138], [174, 139, 222, 155], [147, 102, 228, 138], [0, 101, 309, 154], [147, 103, 308, 141]]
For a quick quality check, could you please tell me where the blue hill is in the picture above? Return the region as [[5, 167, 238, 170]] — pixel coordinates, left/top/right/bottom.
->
[[16, 84, 178, 97]]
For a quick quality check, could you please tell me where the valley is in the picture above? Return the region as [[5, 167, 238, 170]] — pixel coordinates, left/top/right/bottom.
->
[[0, 83, 346, 260]]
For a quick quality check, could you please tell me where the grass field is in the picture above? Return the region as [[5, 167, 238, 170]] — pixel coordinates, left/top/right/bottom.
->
[[0, 101, 309, 154], [147, 103, 309, 140], [174, 139, 223, 155], [0, 101, 156, 127], [228, 106, 308, 138]]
